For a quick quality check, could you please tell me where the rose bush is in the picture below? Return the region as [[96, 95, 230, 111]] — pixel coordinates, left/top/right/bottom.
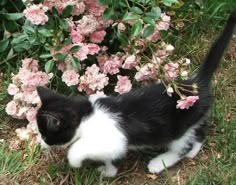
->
[[1, 0, 199, 143]]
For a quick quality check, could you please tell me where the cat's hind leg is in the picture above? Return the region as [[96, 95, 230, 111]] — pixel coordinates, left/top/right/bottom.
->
[[148, 124, 203, 174], [97, 161, 118, 177]]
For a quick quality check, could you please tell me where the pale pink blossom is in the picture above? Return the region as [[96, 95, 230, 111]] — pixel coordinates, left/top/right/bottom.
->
[[167, 86, 174, 97], [87, 43, 100, 55], [70, 2, 85, 15], [176, 96, 199, 109], [135, 63, 158, 81], [118, 22, 126, 32], [70, 30, 84, 43], [90, 31, 106, 43], [184, 58, 191, 65], [76, 15, 98, 35], [84, 1, 106, 17], [74, 44, 89, 61], [147, 29, 160, 42], [122, 55, 138, 69], [165, 44, 175, 52], [103, 57, 122, 75], [115, 75, 132, 94], [5, 101, 17, 116], [22, 58, 38, 72], [15, 127, 31, 140], [7, 84, 19, 95], [26, 108, 38, 122], [156, 13, 171, 30], [164, 62, 179, 80], [23, 4, 48, 25], [78, 64, 109, 94], [62, 69, 80, 86], [181, 71, 188, 79]]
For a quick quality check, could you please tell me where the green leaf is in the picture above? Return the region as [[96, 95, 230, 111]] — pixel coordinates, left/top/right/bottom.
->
[[102, 8, 115, 21], [97, 0, 111, 6], [122, 13, 140, 22], [45, 60, 54, 73], [116, 32, 129, 45], [161, 0, 179, 7], [71, 56, 81, 70], [0, 39, 9, 52], [142, 25, 155, 38], [38, 29, 52, 37], [70, 45, 81, 53], [54, 52, 68, 61], [6, 48, 14, 59], [40, 53, 52, 59], [11, 34, 28, 45], [62, 5, 74, 17], [129, 7, 143, 15], [23, 25, 35, 34], [145, 7, 161, 19], [13, 41, 31, 52], [4, 13, 24, 20], [143, 16, 156, 26], [65, 38, 72, 46], [59, 19, 69, 30], [131, 21, 142, 37]]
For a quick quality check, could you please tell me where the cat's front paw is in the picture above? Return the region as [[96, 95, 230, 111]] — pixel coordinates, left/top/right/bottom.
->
[[147, 159, 164, 174], [97, 165, 118, 177], [68, 159, 82, 168]]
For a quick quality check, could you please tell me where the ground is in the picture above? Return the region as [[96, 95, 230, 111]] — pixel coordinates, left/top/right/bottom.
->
[[0, 2, 236, 185]]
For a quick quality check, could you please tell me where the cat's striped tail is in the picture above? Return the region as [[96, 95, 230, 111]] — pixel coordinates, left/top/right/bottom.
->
[[196, 9, 236, 86]]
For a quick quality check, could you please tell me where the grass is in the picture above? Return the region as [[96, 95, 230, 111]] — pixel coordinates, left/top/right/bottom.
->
[[0, 0, 236, 184]]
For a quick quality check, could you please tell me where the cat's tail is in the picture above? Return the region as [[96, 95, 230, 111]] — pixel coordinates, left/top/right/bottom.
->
[[195, 9, 236, 86]]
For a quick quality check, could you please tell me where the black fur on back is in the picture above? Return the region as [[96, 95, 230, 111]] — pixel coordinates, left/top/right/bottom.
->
[[94, 10, 236, 146], [36, 10, 236, 148]]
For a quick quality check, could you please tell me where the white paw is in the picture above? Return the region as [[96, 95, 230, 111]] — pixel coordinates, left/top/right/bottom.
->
[[68, 159, 82, 168], [97, 165, 117, 177], [147, 159, 165, 174]]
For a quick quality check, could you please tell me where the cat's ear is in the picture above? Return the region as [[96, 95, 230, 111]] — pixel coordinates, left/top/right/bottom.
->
[[41, 112, 61, 132], [37, 86, 56, 102]]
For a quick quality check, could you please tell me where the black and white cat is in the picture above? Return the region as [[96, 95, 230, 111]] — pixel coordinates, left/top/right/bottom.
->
[[36, 10, 236, 177]]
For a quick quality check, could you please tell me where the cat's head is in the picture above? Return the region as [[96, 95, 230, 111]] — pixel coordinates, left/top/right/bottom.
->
[[36, 86, 93, 147]]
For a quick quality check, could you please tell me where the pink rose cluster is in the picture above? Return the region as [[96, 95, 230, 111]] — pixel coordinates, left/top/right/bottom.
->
[[5, 58, 52, 141], [23, 4, 49, 25]]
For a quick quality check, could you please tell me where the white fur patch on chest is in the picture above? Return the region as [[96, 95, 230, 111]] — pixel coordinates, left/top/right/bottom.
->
[[68, 104, 127, 164]]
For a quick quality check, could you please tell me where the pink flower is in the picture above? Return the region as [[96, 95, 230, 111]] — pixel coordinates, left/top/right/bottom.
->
[[22, 58, 38, 72], [15, 127, 31, 140], [84, 1, 106, 17], [70, 2, 85, 15], [26, 108, 38, 122], [147, 29, 160, 42], [156, 13, 170, 31], [74, 44, 89, 61], [164, 62, 179, 80], [167, 86, 174, 97], [7, 84, 19, 95], [5, 101, 17, 116], [90, 31, 106, 43], [103, 57, 122, 75], [176, 96, 199, 109], [122, 55, 138, 69], [23, 4, 48, 25], [87, 43, 100, 55], [70, 30, 84, 43], [135, 63, 158, 81], [62, 69, 80, 86], [78, 64, 109, 94], [117, 22, 126, 32], [115, 76, 132, 94], [76, 15, 98, 35]]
